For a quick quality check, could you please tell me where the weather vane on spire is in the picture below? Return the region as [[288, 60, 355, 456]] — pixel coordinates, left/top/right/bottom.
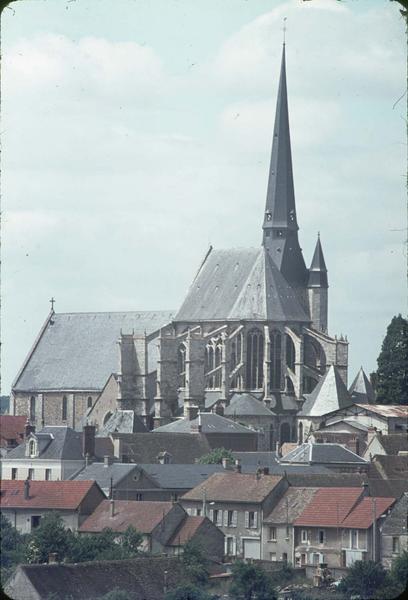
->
[[283, 17, 287, 45]]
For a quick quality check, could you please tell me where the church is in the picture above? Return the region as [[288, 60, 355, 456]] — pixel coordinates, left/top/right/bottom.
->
[[10, 45, 357, 447]]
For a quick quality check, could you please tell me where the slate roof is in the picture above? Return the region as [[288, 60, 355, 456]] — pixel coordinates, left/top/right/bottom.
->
[[232, 451, 279, 466], [264, 487, 319, 524], [5, 557, 186, 600], [139, 464, 224, 489], [279, 442, 367, 465], [182, 472, 283, 503], [168, 516, 207, 546], [153, 412, 256, 435], [79, 500, 175, 534], [72, 463, 138, 492], [225, 393, 276, 417], [308, 236, 328, 288], [174, 247, 310, 323], [5, 426, 85, 460], [299, 365, 353, 416], [98, 410, 148, 436], [13, 311, 174, 392], [0, 415, 26, 448], [370, 455, 408, 480], [112, 432, 211, 464], [349, 368, 375, 404], [355, 404, 408, 418], [381, 493, 408, 535], [0, 480, 100, 510], [375, 433, 408, 455]]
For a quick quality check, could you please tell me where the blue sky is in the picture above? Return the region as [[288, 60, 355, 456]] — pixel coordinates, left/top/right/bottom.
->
[[1, 0, 406, 393]]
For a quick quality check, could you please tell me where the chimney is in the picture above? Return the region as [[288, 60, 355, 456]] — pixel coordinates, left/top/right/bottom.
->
[[186, 405, 199, 422], [361, 480, 370, 496], [110, 499, 115, 517], [24, 420, 35, 439], [104, 455, 112, 467], [234, 459, 242, 474], [24, 479, 30, 500], [48, 553, 58, 564], [275, 441, 282, 458], [367, 426, 377, 447], [83, 424, 96, 458]]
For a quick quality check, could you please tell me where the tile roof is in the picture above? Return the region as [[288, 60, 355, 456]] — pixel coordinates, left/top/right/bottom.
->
[[348, 368, 375, 404], [181, 472, 283, 503], [168, 515, 207, 546], [341, 496, 395, 529], [355, 404, 408, 418], [0, 480, 99, 510], [174, 247, 309, 323], [225, 393, 276, 417], [264, 487, 319, 523], [5, 426, 85, 461], [280, 442, 367, 465], [299, 365, 353, 417], [113, 432, 211, 464], [79, 500, 175, 534], [294, 487, 363, 527], [13, 311, 174, 392], [153, 412, 256, 434], [0, 415, 26, 447]]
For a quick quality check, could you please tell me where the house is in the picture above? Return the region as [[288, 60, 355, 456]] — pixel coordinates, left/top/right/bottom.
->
[[78, 499, 224, 560], [110, 431, 212, 463], [363, 431, 408, 460], [262, 487, 319, 563], [0, 415, 26, 454], [380, 493, 408, 569], [367, 454, 408, 490], [73, 460, 225, 501], [4, 556, 186, 600], [0, 479, 105, 533], [324, 404, 408, 435], [292, 487, 395, 575], [1, 424, 113, 481], [181, 471, 287, 559], [279, 441, 369, 473]]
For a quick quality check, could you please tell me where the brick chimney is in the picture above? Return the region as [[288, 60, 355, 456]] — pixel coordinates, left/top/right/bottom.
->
[[24, 420, 35, 439], [24, 479, 30, 500], [83, 424, 96, 458]]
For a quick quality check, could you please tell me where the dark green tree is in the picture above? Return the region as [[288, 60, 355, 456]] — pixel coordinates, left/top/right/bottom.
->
[[375, 314, 408, 404], [230, 561, 277, 600], [98, 589, 132, 600], [164, 584, 213, 600], [181, 541, 210, 587], [0, 514, 27, 583], [26, 513, 72, 564], [338, 560, 387, 599], [121, 525, 143, 555], [198, 447, 234, 465], [390, 549, 408, 591]]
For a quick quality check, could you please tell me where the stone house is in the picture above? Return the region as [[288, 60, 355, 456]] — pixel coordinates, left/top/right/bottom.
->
[[324, 404, 408, 435], [0, 479, 105, 533], [380, 493, 408, 569], [363, 432, 408, 460], [181, 471, 288, 559], [292, 487, 395, 574]]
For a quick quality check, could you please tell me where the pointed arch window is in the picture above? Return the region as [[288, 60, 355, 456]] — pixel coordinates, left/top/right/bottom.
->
[[205, 338, 222, 389], [246, 329, 264, 390], [269, 330, 282, 390], [62, 396, 68, 421], [286, 334, 296, 372], [29, 396, 36, 422], [230, 333, 243, 389], [28, 440, 36, 457], [87, 396, 93, 409], [177, 343, 186, 388]]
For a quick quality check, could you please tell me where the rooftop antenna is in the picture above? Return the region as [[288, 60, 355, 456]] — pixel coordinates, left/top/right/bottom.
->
[[283, 17, 287, 45]]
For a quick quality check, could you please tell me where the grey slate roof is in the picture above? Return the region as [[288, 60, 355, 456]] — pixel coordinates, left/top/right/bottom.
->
[[308, 236, 328, 288], [153, 412, 256, 435], [299, 365, 353, 416], [264, 487, 319, 523], [174, 247, 310, 323], [98, 410, 148, 436], [13, 311, 174, 392], [73, 462, 138, 492], [280, 442, 367, 465], [139, 463, 225, 489], [375, 433, 408, 455], [232, 451, 279, 466], [381, 493, 408, 535], [113, 432, 212, 464], [225, 393, 276, 417], [6, 426, 84, 460], [349, 367, 376, 404]]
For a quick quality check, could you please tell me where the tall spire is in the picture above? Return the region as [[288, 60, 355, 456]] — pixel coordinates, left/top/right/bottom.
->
[[308, 234, 328, 288], [262, 45, 308, 289]]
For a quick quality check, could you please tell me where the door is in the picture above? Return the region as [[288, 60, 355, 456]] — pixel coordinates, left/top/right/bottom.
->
[[243, 539, 261, 559]]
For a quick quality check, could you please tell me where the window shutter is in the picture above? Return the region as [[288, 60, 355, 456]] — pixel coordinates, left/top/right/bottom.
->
[[209, 509, 214, 522], [217, 511, 222, 527], [254, 511, 258, 529], [224, 536, 229, 555], [245, 511, 249, 529], [233, 536, 237, 556], [232, 510, 238, 527], [223, 510, 228, 527]]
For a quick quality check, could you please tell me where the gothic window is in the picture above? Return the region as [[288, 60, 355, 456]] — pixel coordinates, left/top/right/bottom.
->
[[280, 422, 291, 443], [269, 330, 282, 390], [29, 396, 36, 422], [230, 333, 243, 389], [303, 376, 318, 394], [246, 329, 264, 390], [87, 396, 93, 409], [62, 396, 68, 421], [286, 376, 294, 393], [304, 336, 326, 374], [286, 334, 296, 371], [177, 343, 186, 388], [205, 338, 222, 389]]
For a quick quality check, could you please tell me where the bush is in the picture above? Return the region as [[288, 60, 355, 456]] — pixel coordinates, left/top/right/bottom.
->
[[181, 540, 210, 587], [198, 448, 235, 465], [338, 560, 387, 599], [164, 583, 213, 600], [230, 561, 277, 600]]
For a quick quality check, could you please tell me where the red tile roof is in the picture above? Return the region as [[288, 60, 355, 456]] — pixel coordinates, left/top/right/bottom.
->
[[79, 500, 175, 534], [168, 516, 206, 546], [294, 488, 363, 527], [342, 497, 395, 528], [182, 472, 283, 503], [0, 480, 97, 510], [0, 416, 26, 447]]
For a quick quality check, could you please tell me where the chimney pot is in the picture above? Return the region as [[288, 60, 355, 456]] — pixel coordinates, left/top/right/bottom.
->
[[110, 499, 115, 517]]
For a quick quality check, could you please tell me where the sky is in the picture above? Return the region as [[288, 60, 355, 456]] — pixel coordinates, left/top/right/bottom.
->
[[1, 0, 406, 394]]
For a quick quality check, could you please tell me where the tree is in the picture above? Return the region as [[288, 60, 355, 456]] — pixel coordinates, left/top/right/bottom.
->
[[121, 525, 143, 555], [198, 447, 235, 465], [390, 549, 408, 591], [375, 314, 408, 404], [230, 561, 276, 600], [338, 560, 387, 599], [181, 541, 210, 587], [26, 513, 71, 564], [0, 514, 27, 583], [164, 584, 213, 600]]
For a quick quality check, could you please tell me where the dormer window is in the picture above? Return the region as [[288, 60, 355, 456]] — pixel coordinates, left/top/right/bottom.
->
[[28, 439, 36, 457]]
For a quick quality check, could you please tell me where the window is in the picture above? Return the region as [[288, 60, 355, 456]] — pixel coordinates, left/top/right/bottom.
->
[[226, 537, 235, 556], [246, 329, 264, 389], [135, 493, 143, 501], [319, 530, 325, 544], [28, 441, 36, 457], [270, 552, 277, 561], [280, 422, 291, 443], [213, 509, 222, 527], [205, 338, 222, 389], [11, 468, 17, 480], [301, 529, 308, 543], [28, 468, 34, 480], [313, 553, 320, 565], [227, 510, 237, 527], [269, 526, 277, 541], [351, 529, 358, 549], [245, 511, 258, 529], [196, 508, 202, 516], [31, 516, 41, 529], [286, 335, 296, 371], [230, 333, 243, 389], [282, 552, 288, 563], [30, 396, 36, 421], [87, 396, 93, 409], [392, 537, 400, 554], [177, 344, 186, 388], [269, 330, 282, 390], [45, 469, 51, 481], [62, 396, 68, 421], [301, 553, 306, 566]]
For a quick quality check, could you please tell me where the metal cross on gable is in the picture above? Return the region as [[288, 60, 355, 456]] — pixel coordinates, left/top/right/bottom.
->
[[50, 297, 55, 311]]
